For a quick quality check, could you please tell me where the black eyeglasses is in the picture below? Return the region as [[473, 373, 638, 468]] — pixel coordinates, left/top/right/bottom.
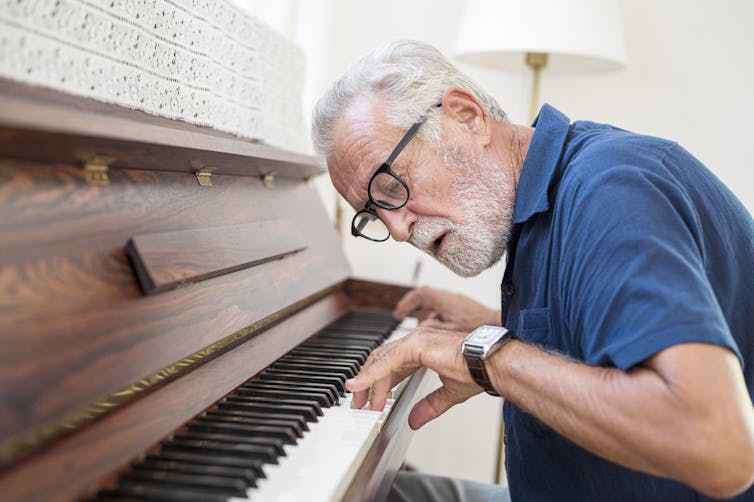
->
[[351, 104, 440, 242]]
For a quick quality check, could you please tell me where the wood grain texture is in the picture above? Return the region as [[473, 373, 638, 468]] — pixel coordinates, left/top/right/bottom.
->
[[125, 221, 305, 295], [0, 80, 325, 179], [0, 292, 351, 502], [345, 278, 412, 310], [0, 158, 350, 454]]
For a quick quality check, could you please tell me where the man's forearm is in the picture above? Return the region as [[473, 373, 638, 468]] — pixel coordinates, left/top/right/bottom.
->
[[488, 340, 754, 497]]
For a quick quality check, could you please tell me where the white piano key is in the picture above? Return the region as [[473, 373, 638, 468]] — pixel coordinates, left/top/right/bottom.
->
[[386, 317, 417, 341], [229, 317, 415, 502], [233, 395, 393, 502]]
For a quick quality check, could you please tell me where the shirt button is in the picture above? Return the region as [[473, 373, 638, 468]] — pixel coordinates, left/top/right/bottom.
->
[[504, 283, 516, 296]]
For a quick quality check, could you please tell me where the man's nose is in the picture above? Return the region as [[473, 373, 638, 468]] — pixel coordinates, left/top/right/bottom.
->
[[377, 206, 415, 242]]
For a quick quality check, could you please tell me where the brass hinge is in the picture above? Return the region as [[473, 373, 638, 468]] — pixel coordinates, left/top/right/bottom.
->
[[262, 172, 275, 188], [83, 156, 114, 186], [195, 167, 213, 187]]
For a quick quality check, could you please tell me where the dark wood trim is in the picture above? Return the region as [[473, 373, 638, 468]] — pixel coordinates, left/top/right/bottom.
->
[[345, 278, 412, 310], [0, 80, 325, 179]]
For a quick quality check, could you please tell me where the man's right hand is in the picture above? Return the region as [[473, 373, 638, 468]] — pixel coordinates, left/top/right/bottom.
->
[[393, 286, 500, 331]]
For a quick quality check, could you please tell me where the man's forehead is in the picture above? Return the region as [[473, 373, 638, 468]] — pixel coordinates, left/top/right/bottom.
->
[[328, 96, 403, 207]]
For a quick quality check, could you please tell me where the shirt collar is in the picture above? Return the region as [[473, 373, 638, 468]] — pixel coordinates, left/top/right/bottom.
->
[[512, 103, 571, 224]]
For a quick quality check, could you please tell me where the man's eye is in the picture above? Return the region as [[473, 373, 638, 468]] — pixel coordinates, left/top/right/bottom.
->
[[383, 179, 402, 196]]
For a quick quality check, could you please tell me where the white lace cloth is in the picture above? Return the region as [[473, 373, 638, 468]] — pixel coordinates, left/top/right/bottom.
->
[[0, 0, 307, 153]]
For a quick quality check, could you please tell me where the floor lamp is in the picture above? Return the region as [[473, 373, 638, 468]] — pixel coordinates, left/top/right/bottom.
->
[[452, 0, 627, 484], [454, 0, 626, 123]]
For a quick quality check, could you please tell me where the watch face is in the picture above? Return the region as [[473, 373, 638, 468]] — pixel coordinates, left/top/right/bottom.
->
[[472, 326, 505, 344]]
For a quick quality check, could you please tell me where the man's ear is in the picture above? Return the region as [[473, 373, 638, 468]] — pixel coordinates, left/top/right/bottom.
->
[[440, 87, 491, 146]]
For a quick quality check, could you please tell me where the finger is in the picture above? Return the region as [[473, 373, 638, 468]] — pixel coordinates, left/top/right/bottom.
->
[[416, 309, 437, 323], [419, 318, 457, 330], [368, 375, 394, 411], [393, 287, 432, 318], [349, 386, 370, 409], [345, 341, 407, 396], [408, 385, 464, 430]]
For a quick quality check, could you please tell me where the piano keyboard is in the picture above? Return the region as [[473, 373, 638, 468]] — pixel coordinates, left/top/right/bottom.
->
[[93, 312, 417, 502]]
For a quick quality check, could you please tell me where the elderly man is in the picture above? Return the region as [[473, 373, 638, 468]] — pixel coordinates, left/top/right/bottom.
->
[[312, 40, 754, 501]]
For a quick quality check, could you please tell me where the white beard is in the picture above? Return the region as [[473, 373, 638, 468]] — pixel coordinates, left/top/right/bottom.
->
[[409, 144, 515, 277]]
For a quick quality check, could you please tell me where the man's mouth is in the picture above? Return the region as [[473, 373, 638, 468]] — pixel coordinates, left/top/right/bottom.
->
[[430, 232, 448, 256]]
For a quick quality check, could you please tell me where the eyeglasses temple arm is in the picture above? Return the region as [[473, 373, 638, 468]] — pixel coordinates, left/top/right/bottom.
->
[[384, 104, 441, 167]]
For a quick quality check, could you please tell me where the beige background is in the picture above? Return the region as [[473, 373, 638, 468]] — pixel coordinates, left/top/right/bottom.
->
[[242, 0, 754, 485]]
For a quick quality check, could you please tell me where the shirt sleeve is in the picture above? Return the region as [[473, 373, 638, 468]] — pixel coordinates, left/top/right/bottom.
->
[[555, 148, 741, 370]]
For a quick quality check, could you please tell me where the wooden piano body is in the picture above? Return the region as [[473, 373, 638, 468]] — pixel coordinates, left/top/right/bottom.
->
[[0, 81, 431, 501]]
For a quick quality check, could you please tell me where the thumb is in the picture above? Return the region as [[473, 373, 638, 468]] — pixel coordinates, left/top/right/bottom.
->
[[408, 385, 463, 430], [393, 289, 422, 318], [419, 318, 457, 330]]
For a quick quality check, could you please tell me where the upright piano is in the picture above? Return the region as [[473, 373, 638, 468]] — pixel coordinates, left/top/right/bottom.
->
[[0, 81, 434, 501]]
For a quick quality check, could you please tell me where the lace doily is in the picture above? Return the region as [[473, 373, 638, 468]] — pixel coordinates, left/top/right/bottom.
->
[[0, 0, 307, 153]]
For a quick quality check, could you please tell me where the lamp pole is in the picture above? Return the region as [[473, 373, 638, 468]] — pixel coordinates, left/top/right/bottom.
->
[[526, 52, 549, 122]]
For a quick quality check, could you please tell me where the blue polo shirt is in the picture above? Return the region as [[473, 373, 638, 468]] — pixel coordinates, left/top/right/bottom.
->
[[501, 104, 754, 501]]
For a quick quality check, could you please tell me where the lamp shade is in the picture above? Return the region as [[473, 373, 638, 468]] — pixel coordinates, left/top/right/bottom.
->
[[453, 0, 627, 73]]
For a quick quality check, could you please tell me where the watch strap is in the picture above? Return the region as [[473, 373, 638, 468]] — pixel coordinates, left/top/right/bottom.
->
[[463, 352, 500, 396]]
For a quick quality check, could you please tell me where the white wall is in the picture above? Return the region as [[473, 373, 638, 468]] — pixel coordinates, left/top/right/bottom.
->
[[284, 0, 754, 486]]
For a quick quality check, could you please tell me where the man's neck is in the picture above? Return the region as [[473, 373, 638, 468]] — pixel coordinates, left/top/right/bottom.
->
[[491, 122, 534, 191]]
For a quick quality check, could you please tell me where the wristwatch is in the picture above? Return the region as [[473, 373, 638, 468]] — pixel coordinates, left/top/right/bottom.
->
[[461, 325, 516, 396]]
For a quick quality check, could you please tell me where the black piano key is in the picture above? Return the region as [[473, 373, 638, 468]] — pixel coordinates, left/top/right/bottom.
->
[[333, 314, 390, 324], [262, 368, 347, 388], [91, 491, 147, 501], [288, 347, 366, 366], [218, 398, 319, 422], [271, 361, 355, 379], [134, 458, 258, 487], [325, 320, 391, 330], [347, 310, 398, 322], [296, 342, 371, 358], [207, 407, 308, 433], [263, 366, 349, 384], [286, 358, 366, 376], [189, 418, 298, 444], [162, 437, 279, 464], [241, 380, 337, 406], [289, 343, 371, 357], [225, 395, 322, 418], [240, 380, 339, 405], [322, 326, 387, 337], [119, 468, 247, 497], [331, 321, 392, 332], [92, 490, 147, 501], [174, 431, 286, 457], [307, 334, 379, 347], [277, 355, 361, 375], [291, 343, 369, 357], [148, 450, 265, 478], [258, 370, 346, 395], [316, 334, 381, 349], [91, 493, 134, 501], [337, 319, 395, 330], [112, 480, 232, 501], [235, 386, 333, 407]]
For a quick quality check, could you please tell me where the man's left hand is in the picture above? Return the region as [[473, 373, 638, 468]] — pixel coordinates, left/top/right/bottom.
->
[[345, 327, 484, 429]]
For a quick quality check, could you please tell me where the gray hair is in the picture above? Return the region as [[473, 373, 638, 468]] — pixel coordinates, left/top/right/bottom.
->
[[311, 39, 509, 158]]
